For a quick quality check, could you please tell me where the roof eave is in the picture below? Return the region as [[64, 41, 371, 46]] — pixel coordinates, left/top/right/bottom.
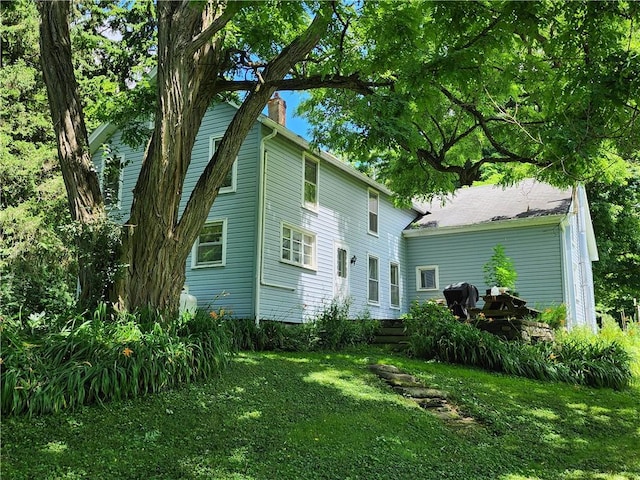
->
[[258, 116, 427, 215], [403, 213, 566, 238]]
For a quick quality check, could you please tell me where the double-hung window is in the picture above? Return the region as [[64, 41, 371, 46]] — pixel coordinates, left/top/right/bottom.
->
[[192, 220, 226, 268], [368, 255, 379, 304], [390, 262, 400, 308], [210, 137, 237, 193], [281, 224, 315, 269], [303, 156, 318, 210], [101, 153, 124, 209], [416, 265, 439, 291], [368, 190, 379, 235]]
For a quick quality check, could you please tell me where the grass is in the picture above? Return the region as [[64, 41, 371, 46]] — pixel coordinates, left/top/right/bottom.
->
[[2, 347, 639, 480]]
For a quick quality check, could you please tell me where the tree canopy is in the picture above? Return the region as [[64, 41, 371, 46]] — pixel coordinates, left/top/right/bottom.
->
[[588, 166, 640, 316], [301, 1, 640, 199], [8, 0, 638, 315]]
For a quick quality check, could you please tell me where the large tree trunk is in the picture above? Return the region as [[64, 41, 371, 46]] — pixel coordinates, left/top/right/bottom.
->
[[37, 1, 108, 306], [38, 0, 333, 315], [112, 2, 332, 314]]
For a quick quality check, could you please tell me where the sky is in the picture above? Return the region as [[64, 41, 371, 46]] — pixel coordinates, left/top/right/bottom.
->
[[264, 90, 312, 141]]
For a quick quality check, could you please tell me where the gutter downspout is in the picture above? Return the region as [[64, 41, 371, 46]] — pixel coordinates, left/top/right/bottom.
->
[[255, 128, 296, 323], [255, 128, 278, 324]]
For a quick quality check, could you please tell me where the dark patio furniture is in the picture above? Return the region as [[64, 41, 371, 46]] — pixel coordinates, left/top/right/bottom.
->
[[443, 282, 479, 320]]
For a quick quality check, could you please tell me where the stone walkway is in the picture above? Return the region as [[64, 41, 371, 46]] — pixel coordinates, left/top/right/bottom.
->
[[368, 364, 476, 428]]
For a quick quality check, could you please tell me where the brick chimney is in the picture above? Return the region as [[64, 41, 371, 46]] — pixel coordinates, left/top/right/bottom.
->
[[267, 93, 286, 126]]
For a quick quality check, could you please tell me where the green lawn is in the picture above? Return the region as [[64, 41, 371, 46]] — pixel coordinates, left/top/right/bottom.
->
[[3, 348, 639, 480]]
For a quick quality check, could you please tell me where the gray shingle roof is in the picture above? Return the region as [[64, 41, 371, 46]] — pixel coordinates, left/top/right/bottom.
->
[[410, 179, 573, 230]]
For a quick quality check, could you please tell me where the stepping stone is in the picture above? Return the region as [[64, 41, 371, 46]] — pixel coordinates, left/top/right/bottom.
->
[[368, 364, 402, 374], [416, 398, 447, 409], [393, 386, 448, 400], [375, 371, 419, 383], [386, 377, 423, 388], [367, 363, 478, 428]]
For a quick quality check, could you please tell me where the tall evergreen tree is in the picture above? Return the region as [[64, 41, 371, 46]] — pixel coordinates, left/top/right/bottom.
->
[[0, 0, 76, 315]]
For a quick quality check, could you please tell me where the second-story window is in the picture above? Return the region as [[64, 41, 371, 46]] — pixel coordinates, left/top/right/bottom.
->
[[211, 138, 237, 193], [303, 156, 318, 210], [368, 190, 379, 235], [101, 152, 124, 210]]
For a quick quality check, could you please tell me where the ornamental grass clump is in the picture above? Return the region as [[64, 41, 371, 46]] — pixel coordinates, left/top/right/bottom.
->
[[403, 301, 632, 389], [1, 306, 233, 417]]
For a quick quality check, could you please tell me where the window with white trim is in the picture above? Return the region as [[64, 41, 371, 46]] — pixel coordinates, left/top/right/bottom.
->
[[303, 156, 318, 209], [192, 220, 226, 268], [368, 190, 379, 235], [281, 224, 315, 269], [416, 265, 439, 291], [210, 137, 237, 193], [101, 153, 125, 209], [368, 255, 379, 304], [337, 247, 347, 279], [390, 262, 400, 308]]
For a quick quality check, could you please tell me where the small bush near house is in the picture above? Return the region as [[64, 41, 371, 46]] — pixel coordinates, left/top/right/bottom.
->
[[315, 300, 379, 350], [537, 303, 567, 329], [220, 300, 378, 352], [404, 301, 632, 389], [1, 307, 232, 417], [557, 314, 640, 386]]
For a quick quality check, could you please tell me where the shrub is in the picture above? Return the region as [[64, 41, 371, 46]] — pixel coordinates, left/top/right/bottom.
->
[[537, 304, 567, 329], [316, 300, 378, 350], [557, 315, 639, 387], [404, 301, 633, 389], [1, 306, 232, 417], [220, 300, 378, 352], [483, 244, 518, 291]]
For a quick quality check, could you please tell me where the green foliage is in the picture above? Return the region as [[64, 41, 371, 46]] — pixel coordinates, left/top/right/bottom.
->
[[404, 301, 632, 389], [482, 244, 518, 291], [315, 300, 379, 350], [0, 0, 78, 317], [3, 349, 639, 479], [537, 303, 567, 329], [221, 300, 378, 353], [69, 0, 158, 134], [587, 166, 640, 315], [1, 307, 232, 417], [302, 1, 639, 195], [557, 315, 640, 386], [70, 219, 124, 309]]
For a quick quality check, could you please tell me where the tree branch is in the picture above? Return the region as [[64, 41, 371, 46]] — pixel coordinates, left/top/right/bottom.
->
[[185, 2, 242, 57], [439, 86, 539, 162], [214, 74, 391, 95]]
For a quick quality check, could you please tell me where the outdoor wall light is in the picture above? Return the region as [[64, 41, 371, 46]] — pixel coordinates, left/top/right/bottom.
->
[[350, 255, 357, 265]]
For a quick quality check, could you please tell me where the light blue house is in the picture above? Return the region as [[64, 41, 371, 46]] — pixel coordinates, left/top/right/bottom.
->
[[405, 180, 599, 331], [89, 97, 599, 330]]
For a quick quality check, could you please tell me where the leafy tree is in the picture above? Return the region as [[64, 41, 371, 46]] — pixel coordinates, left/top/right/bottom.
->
[[1, 0, 155, 314], [0, 0, 76, 315], [587, 166, 640, 316], [37, 1, 381, 313], [301, 1, 639, 199]]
